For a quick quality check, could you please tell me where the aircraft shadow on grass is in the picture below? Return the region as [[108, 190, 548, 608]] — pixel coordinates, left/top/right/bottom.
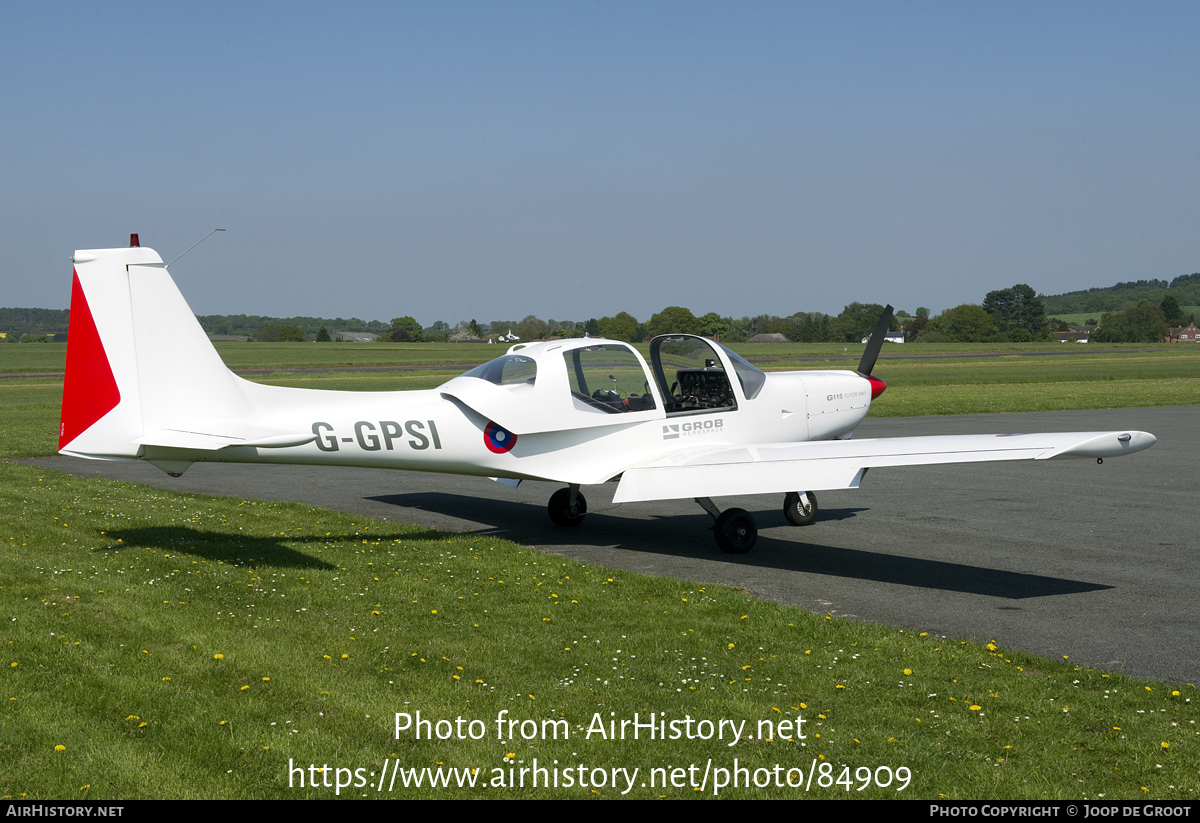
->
[[98, 525, 450, 570], [366, 492, 1111, 600]]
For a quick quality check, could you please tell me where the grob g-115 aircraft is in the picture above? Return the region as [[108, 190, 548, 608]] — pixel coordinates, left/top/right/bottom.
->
[[59, 237, 1156, 554]]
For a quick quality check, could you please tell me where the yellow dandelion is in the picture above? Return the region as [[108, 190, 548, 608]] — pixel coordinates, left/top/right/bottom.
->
[[55, 745, 66, 751], [1161, 742, 1169, 749], [262, 677, 269, 681], [970, 705, 982, 711], [213, 653, 223, 659], [904, 669, 912, 675], [240, 685, 249, 690]]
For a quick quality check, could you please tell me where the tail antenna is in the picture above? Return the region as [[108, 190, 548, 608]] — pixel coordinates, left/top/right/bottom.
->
[[166, 228, 226, 268]]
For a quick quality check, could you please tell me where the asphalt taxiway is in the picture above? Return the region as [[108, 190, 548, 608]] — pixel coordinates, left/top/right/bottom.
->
[[28, 405, 1198, 683]]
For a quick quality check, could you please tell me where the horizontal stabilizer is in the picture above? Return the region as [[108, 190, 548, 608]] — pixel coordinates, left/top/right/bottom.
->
[[136, 423, 317, 452]]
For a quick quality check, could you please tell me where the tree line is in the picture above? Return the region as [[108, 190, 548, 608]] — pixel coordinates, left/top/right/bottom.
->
[[5, 273, 1196, 345], [1041, 273, 1200, 315]]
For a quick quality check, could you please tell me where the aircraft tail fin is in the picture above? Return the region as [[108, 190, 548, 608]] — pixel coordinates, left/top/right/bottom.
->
[[59, 239, 251, 460]]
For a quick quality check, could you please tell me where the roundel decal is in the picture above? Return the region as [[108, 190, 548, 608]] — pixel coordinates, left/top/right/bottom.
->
[[483, 421, 517, 454]]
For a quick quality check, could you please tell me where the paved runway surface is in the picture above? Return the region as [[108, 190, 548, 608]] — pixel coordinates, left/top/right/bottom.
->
[[28, 406, 1197, 683]]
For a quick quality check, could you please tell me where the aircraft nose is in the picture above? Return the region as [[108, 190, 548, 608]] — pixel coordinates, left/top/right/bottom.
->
[[868, 374, 887, 400]]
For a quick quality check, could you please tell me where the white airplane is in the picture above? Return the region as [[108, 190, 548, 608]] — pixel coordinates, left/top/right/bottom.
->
[[59, 238, 1156, 554]]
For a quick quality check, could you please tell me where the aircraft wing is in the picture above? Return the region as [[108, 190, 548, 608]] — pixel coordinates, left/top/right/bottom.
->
[[611, 430, 1155, 503]]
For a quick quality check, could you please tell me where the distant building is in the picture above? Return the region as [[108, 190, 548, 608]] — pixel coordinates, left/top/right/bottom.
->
[[747, 333, 790, 343], [331, 331, 379, 342], [859, 331, 905, 344], [1168, 323, 1199, 342]]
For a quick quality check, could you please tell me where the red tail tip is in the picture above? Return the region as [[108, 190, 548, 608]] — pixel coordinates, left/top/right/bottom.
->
[[129, 233, 140, 248], [868, 375, 887, 400]]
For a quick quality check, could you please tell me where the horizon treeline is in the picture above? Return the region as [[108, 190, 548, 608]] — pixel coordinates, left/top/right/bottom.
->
[[4, 273, 1197, 344]]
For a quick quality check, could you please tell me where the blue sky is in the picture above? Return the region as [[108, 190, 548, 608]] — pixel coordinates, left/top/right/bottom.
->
[[3, 2, 1197, 324]]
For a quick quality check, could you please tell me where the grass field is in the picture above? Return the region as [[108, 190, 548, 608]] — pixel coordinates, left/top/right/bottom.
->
[[5, 338, 1200, 373], [2, 341, 1198, 799], [1, 462, 1195, 800]]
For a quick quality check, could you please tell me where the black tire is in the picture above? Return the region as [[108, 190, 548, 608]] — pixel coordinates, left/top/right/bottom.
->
[[548, 488, 587, 527], [783, 491, 818, 526], [714, 508, 757, 554]]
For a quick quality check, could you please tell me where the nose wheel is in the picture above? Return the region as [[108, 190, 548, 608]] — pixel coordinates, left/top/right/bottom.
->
[[548, 486, 587, 527], [783, 491, 818, 526]]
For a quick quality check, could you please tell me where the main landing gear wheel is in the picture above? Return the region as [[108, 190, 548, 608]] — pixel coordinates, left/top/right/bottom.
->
[[714, 508, 757, 554], [548, 487, 587, 527], [783, 491, 818, 526]]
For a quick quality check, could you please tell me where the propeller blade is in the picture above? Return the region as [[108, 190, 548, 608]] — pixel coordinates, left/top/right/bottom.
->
[[856, 304, 894, 377]]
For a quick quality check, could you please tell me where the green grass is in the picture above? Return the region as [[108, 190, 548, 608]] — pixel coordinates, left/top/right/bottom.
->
[[0, 379, 62, 458], [871, 379, 1200, 417], [1, 461, 1195, 799], [0, 344, 69, 374], [866, 353, 1200, 417], [5, 347, 1198, 461], [6, 338, 1198, 376]]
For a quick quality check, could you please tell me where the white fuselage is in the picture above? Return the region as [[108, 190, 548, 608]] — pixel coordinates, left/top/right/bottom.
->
[[136, 363, 874, 487]]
